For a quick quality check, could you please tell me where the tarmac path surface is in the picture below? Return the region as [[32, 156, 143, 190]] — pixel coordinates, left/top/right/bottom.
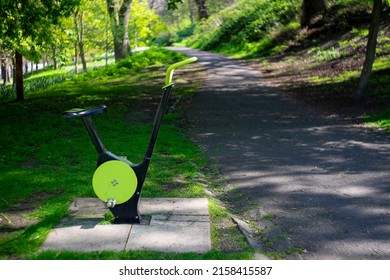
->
[[171, 47, 390, 259]]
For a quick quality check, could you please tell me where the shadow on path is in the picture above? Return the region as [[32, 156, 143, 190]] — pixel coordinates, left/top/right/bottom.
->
[[172, 47, 390, 260]]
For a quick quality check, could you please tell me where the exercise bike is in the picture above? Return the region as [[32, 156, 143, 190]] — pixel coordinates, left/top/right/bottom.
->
[[64, 57, 197, 224]]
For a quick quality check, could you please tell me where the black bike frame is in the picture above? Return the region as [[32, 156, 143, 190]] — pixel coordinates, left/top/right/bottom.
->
[[65, 84, 174, 223]]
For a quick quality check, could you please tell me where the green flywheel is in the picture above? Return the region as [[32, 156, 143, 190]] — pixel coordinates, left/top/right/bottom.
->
[[92, 160, 138, 205]]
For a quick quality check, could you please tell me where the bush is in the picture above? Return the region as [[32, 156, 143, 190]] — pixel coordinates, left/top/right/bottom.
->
[[77, 48, 186, 80], [0, 85, 15, 99], [24, 73, 75, 92], [154, 31, 177, 46], [177, 24, 196, 41]]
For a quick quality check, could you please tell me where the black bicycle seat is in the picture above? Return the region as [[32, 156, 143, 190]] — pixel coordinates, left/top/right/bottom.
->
[[64, 105, 107, 118]]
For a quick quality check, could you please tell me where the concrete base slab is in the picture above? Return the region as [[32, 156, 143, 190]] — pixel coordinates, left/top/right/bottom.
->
[[41, 223, 132, 252], [41, 197, 211, 253], [140, 198, 210, 216], [127, 224, 210, 253]]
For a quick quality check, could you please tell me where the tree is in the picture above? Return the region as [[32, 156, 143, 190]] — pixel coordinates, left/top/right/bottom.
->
[[74, 8, 87, 72], [301, 0, 327, 27], [44, 18, 75, 70], [129, 0, 164, 48], [82, 0, 112, 64], [194, 0, 209, 20], [353, 0, 384, 102], [15, 51, 24, 101], [167, 0, 183, 10], [1, 50, 11, 86], [106, 0, 133, 61], [0, 0, 80, 101], [165, 0, 208, 19], [68, 0, 113, 68]]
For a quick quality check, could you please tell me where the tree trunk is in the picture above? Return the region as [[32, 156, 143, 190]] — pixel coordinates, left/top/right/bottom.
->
[[194, 0, 209, 20], [15, 50, 24, 102], [52, 47, 58, 70], [188, 0, 196, 23], [106, 11, 110, 66], [301, 0, 327, 27], [74, 10, 87, 71], [12, 59, 15, 86], [1, 64, 6, 86], [353, 0, 383, 103], [107, 0, 132, 62], [1, 65, 6, 86], [74, 10, 80, 74], [24, 59, 28, 73], [74, 41, 79, 74], [1, 53, 11, 86]]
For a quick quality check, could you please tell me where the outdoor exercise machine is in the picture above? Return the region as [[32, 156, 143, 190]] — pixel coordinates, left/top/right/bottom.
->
[[63, 57, 197, 224]]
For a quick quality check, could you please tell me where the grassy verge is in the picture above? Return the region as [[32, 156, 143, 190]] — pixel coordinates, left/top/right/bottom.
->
[[0, 48, 254, 260], [365, 109, 390, 131], [241, 19, 390, 125]]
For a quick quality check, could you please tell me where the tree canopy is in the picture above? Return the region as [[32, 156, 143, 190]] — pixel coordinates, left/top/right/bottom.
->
[[0, 0, 80, 48], [1, 0, 81, 101]]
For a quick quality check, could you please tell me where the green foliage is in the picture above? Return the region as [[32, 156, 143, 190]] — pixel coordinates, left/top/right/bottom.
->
[[76, 48, 186, 80], [0, 0, 80, 47], [187, 0, 300, 53], [167, 0, 184, 10], [25, 74, 75, 92], [0, 49, 219, 259], [365, 109, 390, 131], [181, 0, 387, 58], [177, 24, 197, 40], [0, 86, 15, 100], [129, 0, 165, 48], [79, 0, 112, 58], [310, 46, 346, 62], [1, 71, 76, 100], [331, 0, 373, 6], [32, 249, 253, 260]]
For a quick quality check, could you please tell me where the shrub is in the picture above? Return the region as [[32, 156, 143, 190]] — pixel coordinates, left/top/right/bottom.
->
[[0, 85, 15, 99], [24, 73, 75, 92], [77, 48, 186, 80]]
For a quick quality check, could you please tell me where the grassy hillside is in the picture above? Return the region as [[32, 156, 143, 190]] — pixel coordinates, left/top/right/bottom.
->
[[184, 0, 390, 127], [185, 0, 374, 57], [185, 0, 301, 57]]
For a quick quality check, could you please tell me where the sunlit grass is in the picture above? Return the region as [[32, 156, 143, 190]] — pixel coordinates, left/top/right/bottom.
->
[[365, 109, 390, 132], [0, 48, 249, 260]]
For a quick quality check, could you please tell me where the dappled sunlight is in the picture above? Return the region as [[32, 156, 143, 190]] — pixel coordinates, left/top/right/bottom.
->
[[176, 47, 390, 259], [0, 49, 213, 258]]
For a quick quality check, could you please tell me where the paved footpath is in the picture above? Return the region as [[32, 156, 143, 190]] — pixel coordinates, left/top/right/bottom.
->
[[172, 47, 390, 259]]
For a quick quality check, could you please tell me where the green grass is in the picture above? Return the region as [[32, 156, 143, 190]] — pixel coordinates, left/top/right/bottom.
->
[[365, 109, 390, 131], [186, 0, 300, 57], [0, 48, 255, 260]]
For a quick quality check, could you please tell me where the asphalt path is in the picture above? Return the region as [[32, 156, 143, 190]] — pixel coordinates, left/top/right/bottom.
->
[[171, 47, 390, 259]]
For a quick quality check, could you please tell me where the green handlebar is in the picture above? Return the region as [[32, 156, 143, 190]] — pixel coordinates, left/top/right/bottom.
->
[[165, 57, 198, 86]]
